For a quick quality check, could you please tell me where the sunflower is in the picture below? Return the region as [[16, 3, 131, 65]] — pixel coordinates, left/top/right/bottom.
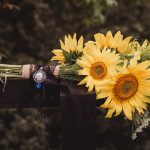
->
[[77, 44, 121, 93], [97, 57, 150, 120], [51, 34, 84, 64], [130, 40, 149, 52], [134, 40, 150, 62], [89, 31, 133, 54], [140, 40, 149, 49]]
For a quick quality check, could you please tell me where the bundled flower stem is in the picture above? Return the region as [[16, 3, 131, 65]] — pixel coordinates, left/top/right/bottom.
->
[[59, 63, 82, 81], [0, 64, 22, 78]]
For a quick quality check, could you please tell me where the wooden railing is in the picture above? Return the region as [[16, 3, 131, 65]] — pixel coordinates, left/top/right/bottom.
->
[[0, 78, 96, 150]]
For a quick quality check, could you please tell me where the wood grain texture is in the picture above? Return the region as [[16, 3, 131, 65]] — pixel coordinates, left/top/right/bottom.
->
[[0, 79, 96, 150], [60, 83, 96, 150], [0, 79, 60, 108]]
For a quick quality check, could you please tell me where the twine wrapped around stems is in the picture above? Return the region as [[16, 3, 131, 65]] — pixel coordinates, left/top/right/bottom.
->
[[22, 64, 37, 79], [0, 64, 60, 79]]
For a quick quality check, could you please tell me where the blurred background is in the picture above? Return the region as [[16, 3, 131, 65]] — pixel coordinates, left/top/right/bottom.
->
[[0, 0, 150, 149]]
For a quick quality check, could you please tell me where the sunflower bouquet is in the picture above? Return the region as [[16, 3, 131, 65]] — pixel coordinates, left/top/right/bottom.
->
[[1, 31, 150, 138], [51, 31, 150, 125]]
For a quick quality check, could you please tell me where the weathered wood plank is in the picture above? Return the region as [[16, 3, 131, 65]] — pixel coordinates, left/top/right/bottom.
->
[[0, 79, 96, 150], [60, 83, 96, 150], [0, 79, 60, 108]]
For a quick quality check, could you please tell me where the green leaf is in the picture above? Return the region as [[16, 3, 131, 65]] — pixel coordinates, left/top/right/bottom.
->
[[62, 50, 83, 65]]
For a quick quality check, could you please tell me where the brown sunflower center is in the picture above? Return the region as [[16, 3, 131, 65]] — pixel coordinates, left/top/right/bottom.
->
[[90, 62, 107, 80], [113, 74, 138, 100]]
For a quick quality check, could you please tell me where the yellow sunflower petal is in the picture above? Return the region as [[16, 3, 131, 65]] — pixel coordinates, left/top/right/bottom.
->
[[78, 77, 88, 85], [134, 70, 150, 79], [86, 77, 93, 88], [137, 60, 150, 70], [129, 52, 140, 66], [114, 31, 123, 46], [114, 99, 122, 116], [106, 31, 113, 40], [73, 33, 77, 47], [83, 52, 95, 64], [94, 33, 107, 47], [139, 85, 150, 96], [106, 31, 113, 47], [96, 91, 108, 99], [64, 35, 70, 51], [77, 36, 84, 50], [88, 83, 94, 92], [77, 59, 90, 68], [101, 96, 112, 108], [129, 97, 144, 114], [68, 35, 76, 50], [78, 68, 89, 75], [59, 40, 66, 50], [134, 95, 147, 110], [142, 39, 148, 48], [52, 49, 63, 55], [105, 108, 115, 118], [122, 36, 132, 44], [135, 92, 150, 103], [122, 101, 132, 120]]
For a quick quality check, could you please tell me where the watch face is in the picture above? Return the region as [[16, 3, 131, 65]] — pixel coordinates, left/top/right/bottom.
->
[[33, 69, 47, 83]]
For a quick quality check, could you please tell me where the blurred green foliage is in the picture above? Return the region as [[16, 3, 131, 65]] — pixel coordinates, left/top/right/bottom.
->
[[1, 0, 150, 149], [83, 0, 117, 26], [1, 0, 150, 64], [0, 109, 49, 150]]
